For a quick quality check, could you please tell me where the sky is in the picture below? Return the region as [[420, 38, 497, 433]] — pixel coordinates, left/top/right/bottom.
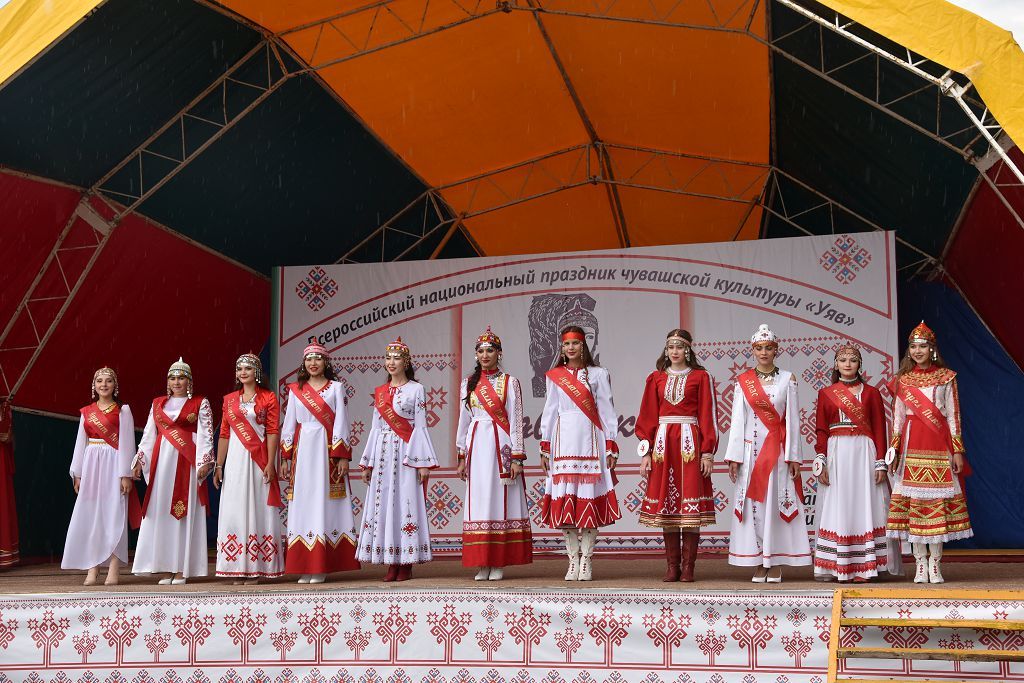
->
[[0, 0, 1021, 38]]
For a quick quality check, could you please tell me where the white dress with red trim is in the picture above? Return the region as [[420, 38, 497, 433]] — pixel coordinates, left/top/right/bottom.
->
[[539, 365, 621, 529], [455, 371, 532, 568], [132, 397, 213, 578], [280, 381, 359, 574], [357, 381, 438, 565], [812, 382, 902, 580], [62, 405, 135, 570], [723, 370, 812, 568], [216, 391, 286, 578]]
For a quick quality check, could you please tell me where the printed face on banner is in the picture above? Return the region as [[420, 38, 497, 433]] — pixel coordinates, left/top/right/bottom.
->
[[277, 232, 898, 555]]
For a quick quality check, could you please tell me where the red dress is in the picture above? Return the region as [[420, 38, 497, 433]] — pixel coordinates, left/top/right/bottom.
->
[[0, 401, 18, 567], [635, 369, 719, 528]]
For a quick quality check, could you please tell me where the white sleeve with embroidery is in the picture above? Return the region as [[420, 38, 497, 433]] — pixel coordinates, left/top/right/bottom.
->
[[508, 375, 525, 458], [455, 379, 470, 454], [134, 406, 157, 480], [784, 375, 802, 463], [117, 405, 136, 478], [723, 384, 746, 464], [195, 398, 215, 468]]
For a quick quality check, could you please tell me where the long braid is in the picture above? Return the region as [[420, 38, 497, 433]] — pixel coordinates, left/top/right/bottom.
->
[[464, 362, 483, 410]]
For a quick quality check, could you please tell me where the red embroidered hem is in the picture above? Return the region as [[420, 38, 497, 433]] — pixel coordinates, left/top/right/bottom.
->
[[540, 491, 621, 529], [284, 537, 360, 574], [461, 528, 534, 568]]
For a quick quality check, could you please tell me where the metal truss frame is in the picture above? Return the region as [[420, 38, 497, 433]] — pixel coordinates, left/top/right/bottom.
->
[[346, 142, 929, 267], [0, 39, 295, 400]]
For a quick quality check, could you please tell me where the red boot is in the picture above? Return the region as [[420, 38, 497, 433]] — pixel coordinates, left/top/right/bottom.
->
[[662, 530, 682, 582], [679, 531, 699, 582], [395, 564, 412, 582], [383, 565, 399, 582]]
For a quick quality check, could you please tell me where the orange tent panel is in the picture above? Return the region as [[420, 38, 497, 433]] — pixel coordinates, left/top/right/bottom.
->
[[616, 186, 763, 245], [458, 184, 621, 255]]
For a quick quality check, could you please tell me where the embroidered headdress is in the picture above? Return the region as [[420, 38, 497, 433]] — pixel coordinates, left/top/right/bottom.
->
[[558, 302, 598, 334], [167, 357, 192, 379], [385, 336, 411, 359], [908, 320, 936, 345], [750, 324, 778, 346], [236, 353, 263, 383], [476, 326, 501, 350], [834, 343, 862, 361], [303, 343, 328, 359]]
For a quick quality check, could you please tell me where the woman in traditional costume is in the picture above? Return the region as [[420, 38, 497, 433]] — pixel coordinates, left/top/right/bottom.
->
[[279, 343, 360, 584], [812, 345, 901, 582], [0, 399, 18, 568], [132, 358, 214, 584], [539, 325, 621, 581], [62, 368, 138, 585], [455, 326, 532, 581], [213, 354, 285, 583], [724, 324, 811, 582], [358, 337, 438, 581], [635, 329, 718, 582], [886, 321, 971, 583]]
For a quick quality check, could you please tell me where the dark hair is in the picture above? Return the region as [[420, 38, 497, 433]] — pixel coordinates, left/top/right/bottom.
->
[[830, 350, 864, 384], [654, 328, 706, 372], [896, 344, 946, 377], [298, 357, 338, 387], [557, 325, 599, 367]]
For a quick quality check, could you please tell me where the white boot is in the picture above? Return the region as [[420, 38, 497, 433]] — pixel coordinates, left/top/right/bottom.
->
[[912, 543, 928, 584], [579, 529, 598, 581], [474, 567, 490, 581], [928, 543, 944, 584], [563, 529, 581, 581]]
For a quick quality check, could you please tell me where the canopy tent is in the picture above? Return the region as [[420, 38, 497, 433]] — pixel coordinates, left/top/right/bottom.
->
[[1, 0, 1023, 552]]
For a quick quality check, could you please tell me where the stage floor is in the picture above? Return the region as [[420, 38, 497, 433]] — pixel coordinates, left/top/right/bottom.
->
[[4, 554, 1023, 594]]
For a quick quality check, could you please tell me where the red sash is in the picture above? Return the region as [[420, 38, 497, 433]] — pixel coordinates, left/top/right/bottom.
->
[[82, 403, 120, 450], [898, 382, 954, 451], [738, 370, 790, 512], [142, 397, 209, 520], [289, 382, 335, 434], [224, 393, 283, 508], [822, 383, 873, 435], [474, 375, 510, 436], [546, 366, 603, 431], [374, 385, 413, 443], [82, 404, 143, 529]]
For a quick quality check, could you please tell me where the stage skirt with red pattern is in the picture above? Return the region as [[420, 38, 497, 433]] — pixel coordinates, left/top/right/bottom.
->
[[887, 415, 973, 544], [813, 434, 902, 581]]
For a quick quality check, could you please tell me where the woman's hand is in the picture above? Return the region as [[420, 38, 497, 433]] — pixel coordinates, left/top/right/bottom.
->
[[213, 466, 223, 489], [334, 459, 349, 478], [540, 455, 549, 473], [198, 463, 213, 481], [728, 461, 739, 483], [874, 470, 886, 485], [361, 467, 373, 484], [279, 460, 291, 481], [131, 463, 143, 480], [510, 462, 523, 479], [120, 477, 132, 495], [606, 454, 618, 471], [418, 467, 430, 484], [73, 476, 81, 494], [952, 452, 965, 475], [640, 455, 652, 475], [700, 455, 713, 478], [263, 462, 276, 483], [788, 461, 801, 480], [457, 458, 467, 481], [818, 465, 830, 487]]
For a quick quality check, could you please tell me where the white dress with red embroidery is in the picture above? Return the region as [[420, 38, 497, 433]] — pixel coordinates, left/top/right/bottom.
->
[[455, 371, 532, 568], [813, 382, 902, 580], [357, 381, 438, 565], [216, 391, 286, 578], [723, 370, 811, 568], [62, 405, 135, 570], [539, 365, 622, 529], [132, 397, 214, 578], [280, 381, 359, 574]]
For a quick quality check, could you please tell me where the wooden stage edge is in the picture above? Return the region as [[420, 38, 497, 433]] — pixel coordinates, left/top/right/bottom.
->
[[3, 555, 1023, 595]]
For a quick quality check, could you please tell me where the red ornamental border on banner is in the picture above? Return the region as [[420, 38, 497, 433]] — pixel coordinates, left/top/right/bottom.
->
[[0, 590, 1022, 682]]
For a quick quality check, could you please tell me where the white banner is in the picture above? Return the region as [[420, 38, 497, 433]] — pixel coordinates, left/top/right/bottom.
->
[[276, 232, 898, 555]]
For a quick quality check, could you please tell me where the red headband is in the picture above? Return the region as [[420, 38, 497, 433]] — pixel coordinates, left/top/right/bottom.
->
[[561, 331, 585, 343]]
